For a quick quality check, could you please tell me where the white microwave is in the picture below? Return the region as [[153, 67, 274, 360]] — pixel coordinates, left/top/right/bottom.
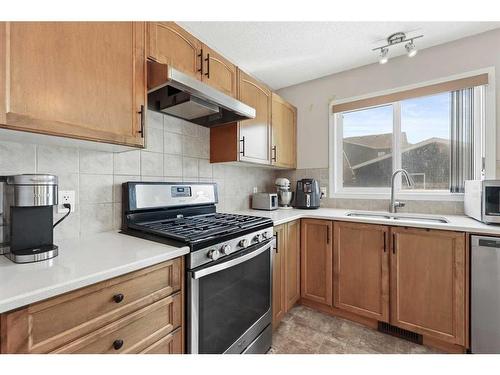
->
[[465, 180, 500, 224]]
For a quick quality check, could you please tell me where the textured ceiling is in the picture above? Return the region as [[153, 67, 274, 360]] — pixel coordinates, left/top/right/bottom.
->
[[178, 22, 500, 90]]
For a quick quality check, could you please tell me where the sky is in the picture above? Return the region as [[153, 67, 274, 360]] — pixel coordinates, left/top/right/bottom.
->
[[343, 92, 451, 144]]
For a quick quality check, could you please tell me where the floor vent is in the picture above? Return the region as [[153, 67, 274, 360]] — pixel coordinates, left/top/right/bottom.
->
[[377, 322, 423, 345]]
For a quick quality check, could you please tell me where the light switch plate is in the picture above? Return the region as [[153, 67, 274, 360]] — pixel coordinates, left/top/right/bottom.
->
[[57, 190, 76, 213]]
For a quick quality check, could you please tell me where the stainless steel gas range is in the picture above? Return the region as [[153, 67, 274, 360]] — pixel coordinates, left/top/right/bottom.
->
[[121, 181, 274, 354]]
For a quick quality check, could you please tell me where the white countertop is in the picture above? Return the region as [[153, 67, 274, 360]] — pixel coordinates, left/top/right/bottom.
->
[[0, 231, 189, 313], [236, 207, 500, 236]]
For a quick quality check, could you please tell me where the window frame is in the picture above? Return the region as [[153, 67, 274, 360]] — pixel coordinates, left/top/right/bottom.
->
[[329, 69, 496, 201]]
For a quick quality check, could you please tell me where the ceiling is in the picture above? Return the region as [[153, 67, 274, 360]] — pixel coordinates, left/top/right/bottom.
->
[[178, 22, 500, 90]]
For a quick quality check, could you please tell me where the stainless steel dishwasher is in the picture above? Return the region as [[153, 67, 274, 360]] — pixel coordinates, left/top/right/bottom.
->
[[471, 235, 500, 353]]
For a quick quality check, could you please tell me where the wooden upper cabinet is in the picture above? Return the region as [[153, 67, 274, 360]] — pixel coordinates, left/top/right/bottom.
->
[[201, 44, 237, 98], [390, 227, 466, 345], [238, 70, 272, 164], [147, 22, 201, 79], [333, 222, 390, 322], [300, 219, 333, 308], [0, 22, 146, 147], [285, 220, 301, 310], [272, 225, 286, 328], [271, 93, 297, 169]]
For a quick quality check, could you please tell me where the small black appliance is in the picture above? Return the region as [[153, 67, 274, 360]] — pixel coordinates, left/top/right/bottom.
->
[[294, 178, 321, 209]]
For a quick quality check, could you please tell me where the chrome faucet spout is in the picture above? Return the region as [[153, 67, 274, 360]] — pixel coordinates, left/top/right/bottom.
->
[[390, 169, 414, 213]]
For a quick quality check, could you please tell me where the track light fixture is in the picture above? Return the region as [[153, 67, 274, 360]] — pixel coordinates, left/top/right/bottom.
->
[[373, 32, 423, 64]]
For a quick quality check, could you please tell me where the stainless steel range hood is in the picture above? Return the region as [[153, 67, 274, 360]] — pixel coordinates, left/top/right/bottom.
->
[[147, 61, 255, 127]]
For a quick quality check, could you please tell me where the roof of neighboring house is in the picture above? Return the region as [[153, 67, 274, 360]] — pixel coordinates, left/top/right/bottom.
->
[[344, 132, 409, 149], [349, 137, 450, 170]]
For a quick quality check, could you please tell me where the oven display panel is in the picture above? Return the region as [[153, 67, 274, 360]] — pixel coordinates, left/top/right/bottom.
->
[[171, 186, 192, 198]]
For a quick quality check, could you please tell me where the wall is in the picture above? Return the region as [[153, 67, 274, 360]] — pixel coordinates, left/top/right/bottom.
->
[[0, 111, 275, 242], [277, 28, 500, 170]]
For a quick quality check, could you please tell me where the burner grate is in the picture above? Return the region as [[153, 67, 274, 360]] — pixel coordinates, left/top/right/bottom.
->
[[138, 213, 270, 242]]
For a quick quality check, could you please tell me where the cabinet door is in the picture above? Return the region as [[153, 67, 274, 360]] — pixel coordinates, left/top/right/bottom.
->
[[238, 70, 271, 164], [300, 219, 333, 307], [272, 225, 286, 328], [147, 22, 201, 79], [391, 227, 466, 345], [271, 93, 297, 168], [201, 45, 237, 98], [0, 22, 146, 147], [285, 220, 301, 310], [333, 222, 390, 322]]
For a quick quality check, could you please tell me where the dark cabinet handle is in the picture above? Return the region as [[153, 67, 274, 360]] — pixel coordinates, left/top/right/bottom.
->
[[204, 53, 210, 78], [272, 145, 277, 162], [113, 339, 124, 350], [113, 293, 124, 303], [326, 227, 330, 244], [383, 232, 387, 252], [392, 233, 396, 254], [137, 105, 145, 138], [198, 49, 203, 75], [274, 233, 279, 254], [239, 136, 245, 156]]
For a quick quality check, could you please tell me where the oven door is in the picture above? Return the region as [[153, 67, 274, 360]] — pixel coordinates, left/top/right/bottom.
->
[[188, 238, 274, 354]]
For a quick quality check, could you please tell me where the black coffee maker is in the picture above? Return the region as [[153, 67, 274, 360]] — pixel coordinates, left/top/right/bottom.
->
[[0, 174, 59, 263]]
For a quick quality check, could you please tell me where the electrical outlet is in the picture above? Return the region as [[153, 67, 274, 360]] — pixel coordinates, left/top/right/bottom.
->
[[57, 190, 76, 213], [253, 187, 258, 193], [320, 186, 327, 197]]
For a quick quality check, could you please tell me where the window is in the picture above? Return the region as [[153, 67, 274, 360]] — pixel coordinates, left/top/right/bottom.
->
[[332, 81, 488, 200]]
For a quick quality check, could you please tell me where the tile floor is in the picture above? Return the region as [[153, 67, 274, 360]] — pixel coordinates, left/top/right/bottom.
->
[[269, 305, 441, 354]]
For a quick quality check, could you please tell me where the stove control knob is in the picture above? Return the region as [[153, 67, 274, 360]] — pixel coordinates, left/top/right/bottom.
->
[[239, 238, 250, 248], [208, 249, 220, 261], [254, 233, 263, 243], [221, 244, 231, 255], [263, 231, 272, 239]]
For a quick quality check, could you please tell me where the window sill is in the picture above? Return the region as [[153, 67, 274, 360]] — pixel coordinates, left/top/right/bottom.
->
[[331, 191, 464, 202]]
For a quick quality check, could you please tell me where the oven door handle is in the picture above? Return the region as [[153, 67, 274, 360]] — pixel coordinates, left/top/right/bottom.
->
[[191, 239, 275, 279]]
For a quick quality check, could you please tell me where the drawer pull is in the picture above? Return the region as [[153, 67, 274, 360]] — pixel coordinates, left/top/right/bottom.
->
[[113, 293, 124, 303], [113, 339, 124, 350]]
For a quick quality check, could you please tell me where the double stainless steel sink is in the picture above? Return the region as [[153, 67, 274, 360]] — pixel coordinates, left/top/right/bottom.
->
[[345, 211, 449, 224]]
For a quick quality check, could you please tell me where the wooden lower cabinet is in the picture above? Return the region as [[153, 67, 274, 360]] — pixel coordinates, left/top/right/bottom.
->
[[391, 227, 467, 346], [272, 220, 301, 328], [285, 220, 301, 310], [272, 225, 286, 328], [333, 222, 390, 322], [298, 220, 468, 352], [0, 258, 184, 354], [300, 219, 333, 308]]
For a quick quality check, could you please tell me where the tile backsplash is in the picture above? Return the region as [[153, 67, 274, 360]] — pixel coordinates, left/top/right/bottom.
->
[[0, 111, 275, 242], [277, 168, 465, 215]]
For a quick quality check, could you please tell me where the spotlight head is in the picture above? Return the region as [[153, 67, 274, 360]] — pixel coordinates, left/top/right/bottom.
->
[[405, 41, 417, 57], [379, 47, 389, 64]]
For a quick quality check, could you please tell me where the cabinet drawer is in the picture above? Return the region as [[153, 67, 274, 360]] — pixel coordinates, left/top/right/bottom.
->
[[52, 293, 182, 354], [1, 258, 182, 353], [140, 328, 183, 354]]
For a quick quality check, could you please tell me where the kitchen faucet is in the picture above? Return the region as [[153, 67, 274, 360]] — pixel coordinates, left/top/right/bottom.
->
[[390, 169, 415, 213]]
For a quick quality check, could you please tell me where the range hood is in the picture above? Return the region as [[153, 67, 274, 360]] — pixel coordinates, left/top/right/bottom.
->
[[147, 61, 256, 127]]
